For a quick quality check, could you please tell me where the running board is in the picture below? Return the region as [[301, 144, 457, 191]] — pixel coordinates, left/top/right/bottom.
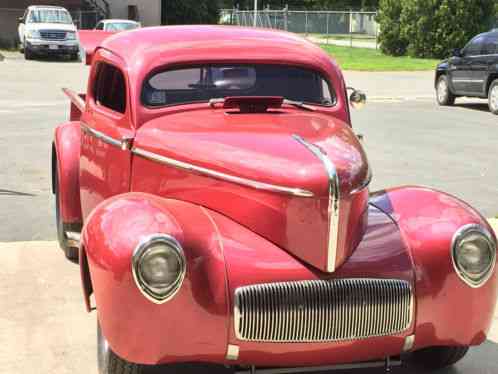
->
[[236, 357, 402, 374]]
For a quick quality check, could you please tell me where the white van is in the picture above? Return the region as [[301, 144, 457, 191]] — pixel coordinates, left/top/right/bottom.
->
[[18, 6, 79, 60]]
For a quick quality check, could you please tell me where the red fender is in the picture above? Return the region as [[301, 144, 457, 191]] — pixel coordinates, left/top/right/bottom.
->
[[53, 122, 82, 225], [81, 193, 230, 365], [370, 186, 498, 350]]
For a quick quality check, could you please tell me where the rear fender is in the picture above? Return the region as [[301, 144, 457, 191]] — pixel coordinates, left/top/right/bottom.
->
[[53, 121, 82, 225], [371, 186, 498, 349], [81, 193, 230, 365]]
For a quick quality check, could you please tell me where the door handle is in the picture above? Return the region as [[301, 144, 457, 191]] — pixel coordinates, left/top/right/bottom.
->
[[120, 136, 134, 151]]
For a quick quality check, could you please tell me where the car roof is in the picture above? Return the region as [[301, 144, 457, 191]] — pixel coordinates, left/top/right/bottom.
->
[[99, 25, 338, 76], [28, 5, 68, 10], [102, 19, 139, 24]]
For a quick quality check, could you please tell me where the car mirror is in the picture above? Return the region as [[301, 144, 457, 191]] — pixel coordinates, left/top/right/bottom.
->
[[18, 17, 24, 24], [347, 87, 367, 109], [452, 48, 462, 57]]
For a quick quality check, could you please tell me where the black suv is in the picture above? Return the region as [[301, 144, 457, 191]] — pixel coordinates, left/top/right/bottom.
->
[[435, 30, 498, 114]]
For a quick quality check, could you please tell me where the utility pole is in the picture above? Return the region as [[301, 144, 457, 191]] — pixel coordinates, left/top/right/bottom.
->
[[253, 0, 258, 27]]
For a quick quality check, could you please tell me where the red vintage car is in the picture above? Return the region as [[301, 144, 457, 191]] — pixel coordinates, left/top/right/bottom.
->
[[52, 26, 497, 374]]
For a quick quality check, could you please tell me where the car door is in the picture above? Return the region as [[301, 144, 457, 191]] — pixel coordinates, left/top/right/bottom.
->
[[449, 35, 484, 94], [476, 34, 498, 96], [79, 50, 135, 220]]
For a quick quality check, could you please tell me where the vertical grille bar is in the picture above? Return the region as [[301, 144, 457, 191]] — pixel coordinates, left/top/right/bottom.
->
[[234, 278, 413, 343]]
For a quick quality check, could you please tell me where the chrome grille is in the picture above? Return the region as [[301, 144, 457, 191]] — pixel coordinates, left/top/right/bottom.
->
[[40, 30, 67, 40], [234, 278, 413, 343]]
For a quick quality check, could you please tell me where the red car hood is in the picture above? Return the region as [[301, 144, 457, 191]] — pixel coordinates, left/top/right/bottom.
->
[[132, 108, 371, 272]]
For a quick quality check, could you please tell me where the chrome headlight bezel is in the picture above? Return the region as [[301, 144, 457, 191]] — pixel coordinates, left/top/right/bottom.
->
[[132, 234, 186, 304], [451, 224, 496, 288]]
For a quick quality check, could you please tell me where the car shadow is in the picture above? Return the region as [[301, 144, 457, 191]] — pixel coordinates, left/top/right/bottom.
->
[[0, 189, 35, 196], [454, 103, 490, 113], [141, 339, 498, 374]]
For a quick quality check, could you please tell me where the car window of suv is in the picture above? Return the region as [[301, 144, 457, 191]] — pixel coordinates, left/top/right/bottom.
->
[[93, 63, 127, 114], [463, 35, 485, 57], [482, 35, 498, 55]]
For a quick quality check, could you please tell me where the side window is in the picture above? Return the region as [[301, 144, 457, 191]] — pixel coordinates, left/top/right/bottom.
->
[[483, 35, 498, 55], [464, 36, 485, 57], [93, 63, 127, 114]]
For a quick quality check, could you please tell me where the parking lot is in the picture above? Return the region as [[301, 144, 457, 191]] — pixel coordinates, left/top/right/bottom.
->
[[1, 52, 498, 374]]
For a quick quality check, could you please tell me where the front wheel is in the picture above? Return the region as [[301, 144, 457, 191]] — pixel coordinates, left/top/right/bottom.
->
[[488, 79, 498, 115], [409, 346, 469, 370], [98, 322, 145, 374], [436, 75, 455, 106]]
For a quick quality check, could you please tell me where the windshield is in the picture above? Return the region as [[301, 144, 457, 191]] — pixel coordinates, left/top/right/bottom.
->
[[28, 9, 73, 24], [106, 22, 139, 31], [142, 64, 335, 108]]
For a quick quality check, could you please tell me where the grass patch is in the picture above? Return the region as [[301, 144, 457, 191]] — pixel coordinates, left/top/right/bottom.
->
[[320, 44, 439, 71]]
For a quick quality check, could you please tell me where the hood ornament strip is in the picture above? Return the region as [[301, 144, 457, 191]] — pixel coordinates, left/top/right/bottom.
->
[[293, 135, 340, 273], [132, 147, 314, 198]]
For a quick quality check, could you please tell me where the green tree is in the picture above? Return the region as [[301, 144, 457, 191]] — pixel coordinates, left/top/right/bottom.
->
[[162, 0, 220, 24], [378, 0, 495, 58], [377, 0, 407, 56]]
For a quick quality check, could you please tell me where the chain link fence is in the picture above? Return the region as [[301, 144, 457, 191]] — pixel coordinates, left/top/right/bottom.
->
[[0, 8, 102, 49], [220, 8, 379, 49]]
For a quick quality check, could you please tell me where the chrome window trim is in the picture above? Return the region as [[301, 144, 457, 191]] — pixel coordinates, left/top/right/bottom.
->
[[451, 224, 497, 288], [131, 147, 314, 198], [81, 123, 122, 148], [293, 135, 339, 272], [131, 234, 187, 304]]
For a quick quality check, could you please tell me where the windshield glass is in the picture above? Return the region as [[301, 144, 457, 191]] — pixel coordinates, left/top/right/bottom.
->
[[106, 22, 139, 31], [28, 9, 73, 24], [143, 65, 335, 108]]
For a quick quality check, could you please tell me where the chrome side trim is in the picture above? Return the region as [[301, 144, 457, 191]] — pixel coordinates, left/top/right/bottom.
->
[[234, 278, 413, 343], [451, 224, 497, 288], [131, 234, 186, 304], [293, 135, 339, 272], [81, 123, 123, 149], [131, 147, 314, 198]]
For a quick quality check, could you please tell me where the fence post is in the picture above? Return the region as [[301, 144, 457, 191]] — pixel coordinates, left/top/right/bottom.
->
[[305, 10, 308, 36], [284, 5, 288, 31], [326, 11, 330, 45], [349, 9, 353, 48]]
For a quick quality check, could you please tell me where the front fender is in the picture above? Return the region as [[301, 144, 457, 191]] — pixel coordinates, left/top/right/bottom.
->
[[81, 193, 230, 365], [53, 121, 82, 225], [371, 186, 498, 350]]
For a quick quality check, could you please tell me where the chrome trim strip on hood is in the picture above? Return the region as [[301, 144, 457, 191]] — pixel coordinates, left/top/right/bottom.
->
[[131, 147, 315, 198], [293, 135, 340, 272]]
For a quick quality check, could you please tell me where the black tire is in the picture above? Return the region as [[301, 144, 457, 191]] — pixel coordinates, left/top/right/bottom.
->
[[487, 79, 498, 115], [24, 46, 34, 60], [54, 160, 79, 263], [98, 322, 144, 374], [436, 75, 455, 106], [410, 346, 469, 370]]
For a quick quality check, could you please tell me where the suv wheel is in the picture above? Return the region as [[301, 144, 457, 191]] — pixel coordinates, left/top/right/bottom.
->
[[24, 46, 34, 60], [409, 346, 469, 370], [436, 75, 455, 106], [488, 79, 498, 115]]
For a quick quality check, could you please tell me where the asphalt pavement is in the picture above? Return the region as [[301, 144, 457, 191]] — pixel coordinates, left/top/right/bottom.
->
[[1, 51, 498, 374]]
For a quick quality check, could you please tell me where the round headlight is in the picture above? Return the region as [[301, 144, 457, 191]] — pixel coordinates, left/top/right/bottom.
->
[[452, 224, 496, 287], [132, 235, 186, 303]]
